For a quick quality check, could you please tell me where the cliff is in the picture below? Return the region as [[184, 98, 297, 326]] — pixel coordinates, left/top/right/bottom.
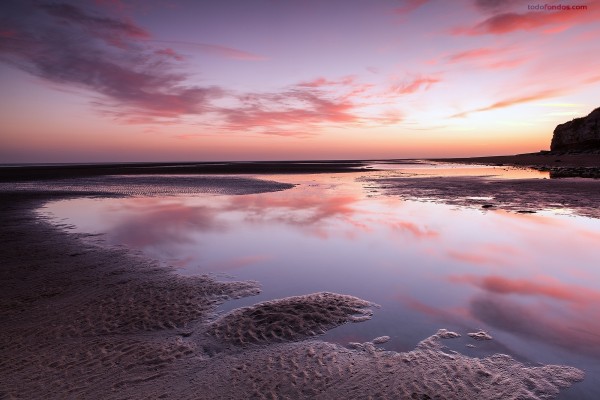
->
[[551, 107, 600, 152]]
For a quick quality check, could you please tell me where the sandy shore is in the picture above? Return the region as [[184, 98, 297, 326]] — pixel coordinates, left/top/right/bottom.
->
[[368, 173, 600, 219], [432, 152, 600, 178], [355, 152, 599, 218], [0, 170, 588, 399]]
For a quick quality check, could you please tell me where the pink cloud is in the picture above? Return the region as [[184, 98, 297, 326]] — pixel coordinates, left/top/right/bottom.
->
[[484, 57, 528, 69], [298, 76, 355, 88], [442, 46, 529, 70], [451, 88, 565, 118], [257, 130, 317, 138], [297, 76, 374, 100], [219, 87, 359, 135], [155, 47, 184, 61], [145, 40, 267, 61], [389, 75, 440, 95], [447, 47, 497, 63], [454, 5, 598, 35]]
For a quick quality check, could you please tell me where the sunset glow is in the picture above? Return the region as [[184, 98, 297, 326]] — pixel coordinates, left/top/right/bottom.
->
[[1, 0, 599, 162]]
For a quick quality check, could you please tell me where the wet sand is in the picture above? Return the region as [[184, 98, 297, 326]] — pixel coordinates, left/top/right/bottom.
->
[[432, 152, 600, 179], [0, 171, 587, 399], [368, 174, 600, 219], [362, 152, 600, 218]]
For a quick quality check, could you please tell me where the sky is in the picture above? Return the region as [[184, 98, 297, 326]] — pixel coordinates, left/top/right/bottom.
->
[[1, 0, 599, 163]]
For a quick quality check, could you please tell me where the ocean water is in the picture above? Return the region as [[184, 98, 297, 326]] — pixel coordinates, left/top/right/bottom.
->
[[42, 163, 600, 398]]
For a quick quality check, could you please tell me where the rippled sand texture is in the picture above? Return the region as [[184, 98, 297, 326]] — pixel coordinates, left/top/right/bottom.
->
[[207, 293, 375, 347], [0, 193, 584, 399], [194, 330, 583, 400]]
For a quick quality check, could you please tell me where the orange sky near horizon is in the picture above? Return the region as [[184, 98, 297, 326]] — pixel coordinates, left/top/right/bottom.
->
[[1, 0, 599, 163]]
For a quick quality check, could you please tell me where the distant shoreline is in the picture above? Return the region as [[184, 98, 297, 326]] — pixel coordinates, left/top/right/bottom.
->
[[2, 152, 600, 180]]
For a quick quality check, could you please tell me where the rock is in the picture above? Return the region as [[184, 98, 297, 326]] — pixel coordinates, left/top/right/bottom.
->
[[372, 335, 391, 344], [468, 330, 493, 341], [551, 107, 600, 151], [436, 329, 461, 339]]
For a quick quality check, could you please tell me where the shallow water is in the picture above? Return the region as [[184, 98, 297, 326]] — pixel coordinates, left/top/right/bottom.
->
[[42, 163, 600, 398]]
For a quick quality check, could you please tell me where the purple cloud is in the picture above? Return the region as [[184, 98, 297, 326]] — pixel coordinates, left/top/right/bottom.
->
[[38, 2, 149, 40], [0, 1, 227, 123]]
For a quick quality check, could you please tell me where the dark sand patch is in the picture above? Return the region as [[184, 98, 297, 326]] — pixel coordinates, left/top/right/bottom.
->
[[0, 187, 586, 399], [369, 175, 600, 218], [0, 175, 294, 196]]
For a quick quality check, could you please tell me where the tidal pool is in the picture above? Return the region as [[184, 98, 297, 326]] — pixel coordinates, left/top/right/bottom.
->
[[42, 163, 600, 399]]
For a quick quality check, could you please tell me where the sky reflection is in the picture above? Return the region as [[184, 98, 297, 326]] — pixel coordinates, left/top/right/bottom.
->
[[43, 170, 600, 398]]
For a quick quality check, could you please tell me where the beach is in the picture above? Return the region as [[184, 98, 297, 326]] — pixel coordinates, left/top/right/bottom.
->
[[0, 163, 592, 399]]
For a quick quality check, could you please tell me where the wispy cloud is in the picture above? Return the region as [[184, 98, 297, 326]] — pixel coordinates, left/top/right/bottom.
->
[[451, 88, 565, 118], [454, 5, 598, 35], [0, 1, 227, 123], [0, 1, 269, 125], [0, 2, 444, 136], [389, 75, 441, 95], [447, 47, 497, 63], [220, 88, 358, 132], [394, 0, 430, 15], [298, 76, 356, 88], [39, 2, 149, 39], [154, 47, 185, 61], [146, 39, 268, 61]]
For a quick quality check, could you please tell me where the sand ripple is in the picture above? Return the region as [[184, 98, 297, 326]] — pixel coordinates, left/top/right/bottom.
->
[[206, 292, 375, 347]]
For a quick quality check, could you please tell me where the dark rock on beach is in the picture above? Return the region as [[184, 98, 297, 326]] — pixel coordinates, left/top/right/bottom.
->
[[551, 107, 600, 152]]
